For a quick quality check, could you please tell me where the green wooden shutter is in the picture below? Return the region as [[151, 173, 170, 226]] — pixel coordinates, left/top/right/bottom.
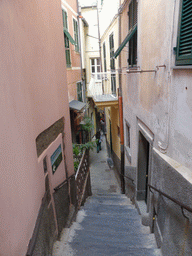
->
[[176, 0, 192, 65], [62, 10, 68, 30], [103, 42, 107, 72], [73, 19, 79, 52], [77, 82, 82, 102], [128, 0, 137, 66]]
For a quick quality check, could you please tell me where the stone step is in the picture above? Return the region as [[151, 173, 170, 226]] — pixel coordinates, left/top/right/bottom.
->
[[71, 245, 162, 256], [84, 198, 134, 207], [78, 219, 151, 234], [70, 230, 157, 246], [80, 207, 141, 220], [77, 222, 151, 234]]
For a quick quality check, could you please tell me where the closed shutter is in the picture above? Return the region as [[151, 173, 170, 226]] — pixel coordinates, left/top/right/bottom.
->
[[176, 0, 192, 65]]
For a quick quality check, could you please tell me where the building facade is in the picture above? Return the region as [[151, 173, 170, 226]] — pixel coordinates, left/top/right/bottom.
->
[[61, 0, 86, 144], [100, 14, 121, 169], [0, 1, 75, 255], [116, 0, 192, 254]]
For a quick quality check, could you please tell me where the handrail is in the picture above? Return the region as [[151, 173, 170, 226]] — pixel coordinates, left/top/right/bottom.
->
[[124, 175, 135, 184], [115, 169, 135, 184], [54, 174, 75, 192], [148, 184, 192, 219]]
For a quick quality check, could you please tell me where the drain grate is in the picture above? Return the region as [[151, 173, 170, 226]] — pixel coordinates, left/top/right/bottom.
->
[[100, 161, 106, 163]]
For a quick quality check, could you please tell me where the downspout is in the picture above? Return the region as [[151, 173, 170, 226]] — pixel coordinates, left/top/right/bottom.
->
[[118, 1, 125, 194], [96, 0, 104, 94], [76, 0, 86, 103]]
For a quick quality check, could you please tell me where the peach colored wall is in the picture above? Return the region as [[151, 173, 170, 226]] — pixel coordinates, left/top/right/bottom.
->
[[67, 69, 81, 102], [0, 1, 74, 255], [61, 0, 81, 102]]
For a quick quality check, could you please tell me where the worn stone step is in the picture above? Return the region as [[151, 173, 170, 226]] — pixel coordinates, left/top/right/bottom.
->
[[79, 220, 151, 234], [83, 199, 134, 208], [71, 245, 162, 256], [78, 214, 142, 226], [77, 222, 151, 234], [83, 204, 137, 213], [70, 233, 158, 249], [72, 225, 153, 239]]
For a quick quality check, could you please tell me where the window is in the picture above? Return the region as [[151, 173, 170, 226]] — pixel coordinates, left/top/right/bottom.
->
[[117, 125, 120, 137], [103, 42, 107, 79], [109, 33, 116, 95], [73, 19, 79, 52], [126, 122, 130, 148], [91, 58, 101, 80], [77, 82, 83, 102], [176, 0, 192, 65], [103, 42, 107, 74], [62, 10, 71, 67], [128, 0, 137, 67]]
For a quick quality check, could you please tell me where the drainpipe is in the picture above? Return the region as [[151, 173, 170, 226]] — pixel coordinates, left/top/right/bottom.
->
[[118, 1, 125, 194], [76, 0, 86, 103], [96, 0, 104, 94]]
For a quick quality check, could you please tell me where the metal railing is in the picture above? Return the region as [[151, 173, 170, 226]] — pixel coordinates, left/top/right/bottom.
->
[[148, 184, 192, 219], [87, 72, 118, 97], [115, 170, 192, 219], [75, 149, 90, 209]]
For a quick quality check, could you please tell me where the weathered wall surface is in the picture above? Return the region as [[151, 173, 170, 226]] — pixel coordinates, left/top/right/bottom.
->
[[121, 0, 192, 254], [0, 0, 74, 255]]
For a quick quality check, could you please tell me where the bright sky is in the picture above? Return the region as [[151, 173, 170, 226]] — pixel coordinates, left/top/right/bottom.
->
[[79, 0, 119, 37]]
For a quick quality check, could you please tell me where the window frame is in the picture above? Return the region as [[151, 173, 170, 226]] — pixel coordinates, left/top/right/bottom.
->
[[103, 42, 107, 79], [77, 81, 83, 102], [176, 0, 192, 65], [73, 18, 79, 52], [109, 33, 116, 95], [90, 58, 101, 80], [62, 9, 71, 68], [128, 0, 138, 67], [125, 120, 131, 163]]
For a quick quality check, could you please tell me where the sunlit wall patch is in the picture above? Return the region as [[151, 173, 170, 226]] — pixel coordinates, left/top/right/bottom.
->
[[51, 144, 63, 174]]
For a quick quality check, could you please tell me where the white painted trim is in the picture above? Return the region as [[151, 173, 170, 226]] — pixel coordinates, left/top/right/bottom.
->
[[61, 1, 78, 16], [71, 67, 81, 70]]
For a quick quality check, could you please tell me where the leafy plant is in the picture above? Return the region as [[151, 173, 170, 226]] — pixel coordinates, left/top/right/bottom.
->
[[80, 116, 94, 132], [73, 144, 81, 157], [74, 160, 79, 172], [80, 141, 95, 151]]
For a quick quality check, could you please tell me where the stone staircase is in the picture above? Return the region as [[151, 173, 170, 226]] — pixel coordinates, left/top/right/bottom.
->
[[53, 193, 162, 256]]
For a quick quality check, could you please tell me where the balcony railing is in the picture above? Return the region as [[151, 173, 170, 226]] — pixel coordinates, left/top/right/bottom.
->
[[87, 72, 118, 98]]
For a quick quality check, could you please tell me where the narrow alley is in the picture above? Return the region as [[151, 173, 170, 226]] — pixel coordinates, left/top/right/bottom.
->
[[53, 135, 161, 255]]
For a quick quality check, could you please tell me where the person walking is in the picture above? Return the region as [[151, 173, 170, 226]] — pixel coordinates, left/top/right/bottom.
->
[[94, 130, 102, 153]]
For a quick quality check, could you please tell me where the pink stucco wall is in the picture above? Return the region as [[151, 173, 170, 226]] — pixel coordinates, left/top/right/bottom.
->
[[0, 1, 74, 255]]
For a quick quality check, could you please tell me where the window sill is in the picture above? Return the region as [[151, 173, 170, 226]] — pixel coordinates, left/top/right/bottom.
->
[[171, 66, 192, 70]]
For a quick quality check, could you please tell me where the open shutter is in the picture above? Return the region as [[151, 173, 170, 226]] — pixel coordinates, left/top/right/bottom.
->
[[176, 0, 192, 65]]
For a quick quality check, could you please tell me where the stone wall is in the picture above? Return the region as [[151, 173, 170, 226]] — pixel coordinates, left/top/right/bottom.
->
[[149, 149, 192, 255]]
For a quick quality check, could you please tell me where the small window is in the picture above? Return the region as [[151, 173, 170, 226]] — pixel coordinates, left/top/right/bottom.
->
[[77, 82, 83, 102], [73, 19, 79, 52], [117, 126, 120, 137], [109, 33, 116, 95], [128, 0, 137, 67], [62, 10, 71, 67], [176, 0, 192, 65], [126, 122, 130, 148], [103, 42, 107, 79], [91, 58, 101, 80]]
